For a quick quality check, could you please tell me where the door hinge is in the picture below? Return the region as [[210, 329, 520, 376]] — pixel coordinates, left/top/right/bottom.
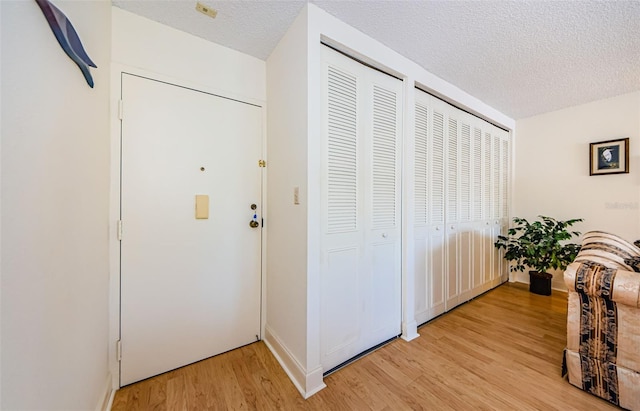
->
[[117, 220, 123, 241], [258, 159, 266, 168], [118, 100, 124, 120], [116, 340, 122, 361]]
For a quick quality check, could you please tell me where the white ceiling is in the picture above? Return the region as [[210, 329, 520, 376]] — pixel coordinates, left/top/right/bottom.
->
[[112, 0, 640, 120]]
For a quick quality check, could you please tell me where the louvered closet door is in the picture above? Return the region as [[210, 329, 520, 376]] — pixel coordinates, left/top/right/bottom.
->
[[498, 132, 510, 282], [320, 46, 402, 372], [414, 96, 446, 323], [476, 124, 511, 291], [455, 118, 474, 303], [414, 102, 432, 323], [490, 130, 501, 285], [481, 129, 495, 290], [490, 125, 510, 284], [445, 114, 460, 310], [414, 89, 511, 323], [472, 123, 485, 295]]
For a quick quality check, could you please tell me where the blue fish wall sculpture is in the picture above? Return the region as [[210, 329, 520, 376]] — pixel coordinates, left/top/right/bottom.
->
[[35, 0, 97, 88]]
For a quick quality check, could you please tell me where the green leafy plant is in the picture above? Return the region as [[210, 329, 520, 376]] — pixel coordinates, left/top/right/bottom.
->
[[494, 216, 583, 273]]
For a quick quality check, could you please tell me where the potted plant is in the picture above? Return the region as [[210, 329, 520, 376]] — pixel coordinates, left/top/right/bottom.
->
[[494, 215, 583, 295]]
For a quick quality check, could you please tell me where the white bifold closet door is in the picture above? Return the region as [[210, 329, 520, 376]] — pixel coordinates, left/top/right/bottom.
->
[[320, 46, 402, 372], [414, 90, 510, 325]]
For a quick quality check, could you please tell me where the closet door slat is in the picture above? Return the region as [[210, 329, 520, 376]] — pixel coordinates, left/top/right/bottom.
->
[[415, 103, 429, 227], [372, 85, 398, 229], [327, 66, 358, 234], [431, 110, 445, 225]]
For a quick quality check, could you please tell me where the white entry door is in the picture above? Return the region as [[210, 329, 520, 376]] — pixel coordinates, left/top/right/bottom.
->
[[119, 74, 262, 386]]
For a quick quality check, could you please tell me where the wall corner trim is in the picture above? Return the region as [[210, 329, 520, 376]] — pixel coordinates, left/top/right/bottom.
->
[[401, 321, 420, 342], [263, 326, 327, 398], [96, 373, 115, 411]]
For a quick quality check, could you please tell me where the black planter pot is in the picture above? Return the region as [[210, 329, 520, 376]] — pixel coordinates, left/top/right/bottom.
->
[[529, 271, 552, 295]]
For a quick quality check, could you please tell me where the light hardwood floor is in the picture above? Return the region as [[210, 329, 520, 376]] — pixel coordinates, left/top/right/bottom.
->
[[112, 283, 619, 410]]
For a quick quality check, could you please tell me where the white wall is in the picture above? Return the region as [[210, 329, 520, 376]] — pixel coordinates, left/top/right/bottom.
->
[[514, 91, 640, 288], [0, 0, 3, 406], [110, 6, 267, 390], [265, 6, 319, 397], [1, 1, 112, 410], [111, 7, 265, 103], [0, 1, 3, 407], [265, 3, 514, 397]]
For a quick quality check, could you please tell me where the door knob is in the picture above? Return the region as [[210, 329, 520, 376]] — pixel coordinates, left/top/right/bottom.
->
[[250, 205, 259, 228]]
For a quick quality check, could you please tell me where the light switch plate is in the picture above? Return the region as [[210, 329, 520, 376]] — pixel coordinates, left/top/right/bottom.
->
[[293, 187, 300, 205], [195, 195, 209, 219]]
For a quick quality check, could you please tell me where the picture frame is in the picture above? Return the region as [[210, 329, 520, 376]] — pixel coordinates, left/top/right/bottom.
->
[[589, 138, 629, 176]]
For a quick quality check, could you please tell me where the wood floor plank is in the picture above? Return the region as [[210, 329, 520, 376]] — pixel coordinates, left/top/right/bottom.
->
[[208, 360, 230, 409], [165, 374, 188, 411], [112, 283, 620, 410], [145, 374, 168, 411]]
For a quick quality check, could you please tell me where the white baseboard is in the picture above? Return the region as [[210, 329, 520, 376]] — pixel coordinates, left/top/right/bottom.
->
[[401, 320, 419, 342], [263, 326, 326, 399], [302, 366, 326, 398], [96, 373, 115, 411], [513, 271, 568, 292], [512, 271, 526, 284], [105, 388, 116, 411]]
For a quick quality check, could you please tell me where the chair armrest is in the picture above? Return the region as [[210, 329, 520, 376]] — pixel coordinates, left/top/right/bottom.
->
[[565, 261, 640, 307]]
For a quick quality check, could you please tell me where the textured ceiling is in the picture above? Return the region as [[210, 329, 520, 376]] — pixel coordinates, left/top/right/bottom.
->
[[112, 0, 640, 120]]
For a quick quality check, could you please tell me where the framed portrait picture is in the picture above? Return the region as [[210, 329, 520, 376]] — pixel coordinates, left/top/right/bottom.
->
[[589, 138, 629, 176]]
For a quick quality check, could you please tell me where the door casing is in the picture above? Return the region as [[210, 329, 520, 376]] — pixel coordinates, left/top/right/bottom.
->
[[108, 65, 268, 389]]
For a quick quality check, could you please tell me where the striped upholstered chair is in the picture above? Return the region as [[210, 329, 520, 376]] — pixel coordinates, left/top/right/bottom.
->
[[563, 231, 640, 410]]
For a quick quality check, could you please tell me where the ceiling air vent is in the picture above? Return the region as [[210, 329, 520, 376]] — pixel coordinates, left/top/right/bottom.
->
[[195, 2, 217, 19]]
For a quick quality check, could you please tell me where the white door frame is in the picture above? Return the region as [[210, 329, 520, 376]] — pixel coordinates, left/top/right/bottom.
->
[[108, 63, 268, 391]]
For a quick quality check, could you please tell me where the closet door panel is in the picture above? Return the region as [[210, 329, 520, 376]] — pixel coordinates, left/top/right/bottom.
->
[[371, 242, 399, 337], [459, 229, 473, 302], [414, 102, 432, 324], [429, 231, 446, 318], [482, 131, 494, 287], [500, 221, 510, 282], [430, 109, 446, 227], [414, 237, 428, 322], [473, 229, 484, 292], [325, 64, 359, 238], [365, 71, 402, 342], [445, 115, 459, 309], [321, 46, 401, 371], [458, 120, 474, 302], [321, 55, 364, 369], [429, 104, 447, 316], [471, 125, 485, 294], [446, 227, 459, 309], [415, 103, 429, 228], [370, 85, 400, 231], [459, 122, 472, 223], [481, 224, 494, 290], [414, 88, 511, 316], [490, 132, 502, 285], [321, 247, 360, 362], [497, 131, 510, 282], [472, 126, 484, 223], [414, 102, 429, 321]]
